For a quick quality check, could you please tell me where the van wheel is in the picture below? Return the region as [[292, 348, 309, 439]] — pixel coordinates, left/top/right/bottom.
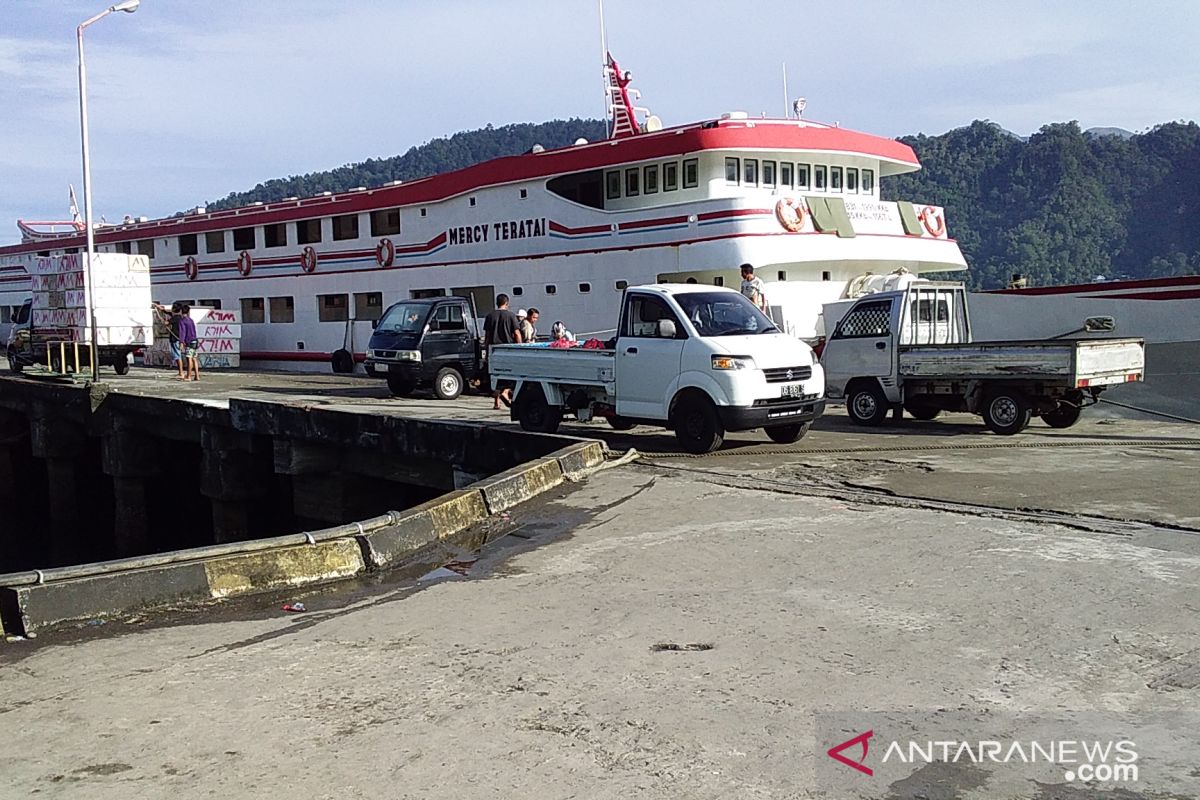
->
[[766, 422, 809, 444], [607, 416, 637, 431], [672, 396, 724, 454], [386, 374, 414, 397], [1042, 394, 1083, 429], [903, 398, 940, 420], [846, 382, 888, 426], [982, 389, 1032, 435], [7, 348, 22, 374], [112, 358, 130, 376], [517, 384, 561, 434], [433, 367, 464, 401]]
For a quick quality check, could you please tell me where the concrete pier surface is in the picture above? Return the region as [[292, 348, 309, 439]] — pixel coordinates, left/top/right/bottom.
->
[[1, 368, 1199, 798]]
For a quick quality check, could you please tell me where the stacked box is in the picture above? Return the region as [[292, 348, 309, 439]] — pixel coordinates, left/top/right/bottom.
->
[[30, 253, 153, 346], [144, 306, 242, 369]]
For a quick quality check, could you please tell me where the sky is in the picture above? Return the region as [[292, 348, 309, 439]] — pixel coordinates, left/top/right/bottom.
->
[[1, 0, 1197, 245]]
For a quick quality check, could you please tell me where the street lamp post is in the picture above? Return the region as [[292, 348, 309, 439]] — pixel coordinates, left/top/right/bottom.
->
[[77, 0, 139, 381]]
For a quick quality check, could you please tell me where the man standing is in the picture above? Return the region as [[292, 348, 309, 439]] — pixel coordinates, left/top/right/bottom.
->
[[177, 304, 200, 382], [740, 263, 768, 312], [521, 307, 540, 343], [484, 293, 522, 409]]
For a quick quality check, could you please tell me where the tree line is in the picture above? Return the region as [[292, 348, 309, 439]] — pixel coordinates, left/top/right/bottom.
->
[[207, 118, 1200, 289]]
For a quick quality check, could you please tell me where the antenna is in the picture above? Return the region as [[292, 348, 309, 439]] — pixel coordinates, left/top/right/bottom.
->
[[782, 62, 789, 118], [598, 0, 609, 124]]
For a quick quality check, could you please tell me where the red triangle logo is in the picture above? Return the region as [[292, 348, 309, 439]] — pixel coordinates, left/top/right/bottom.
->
[[827, 730, 874, 776]]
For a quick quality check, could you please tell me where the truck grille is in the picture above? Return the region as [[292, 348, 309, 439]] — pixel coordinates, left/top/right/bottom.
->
[[763, 365, 812, 383], [371, 350, 396, 359]]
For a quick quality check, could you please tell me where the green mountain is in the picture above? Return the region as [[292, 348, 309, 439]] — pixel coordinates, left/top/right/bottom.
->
[[208, 117, 1200, 290]]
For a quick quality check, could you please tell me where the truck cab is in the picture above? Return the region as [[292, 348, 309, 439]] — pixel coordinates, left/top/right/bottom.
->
[[366, 296, 483, 400]]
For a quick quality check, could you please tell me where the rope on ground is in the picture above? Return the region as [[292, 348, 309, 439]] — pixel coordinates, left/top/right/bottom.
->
[[1098, 398, 1200, 425], [598, 448, 642, 470], [644, 437, 1200, 460]]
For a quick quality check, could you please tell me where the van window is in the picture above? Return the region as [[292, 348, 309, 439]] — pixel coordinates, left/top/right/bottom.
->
[[15, 302, 31, 325], [433, 303, 466, 331], [834, 300, 891, 338], [624, 295, 682, 338]]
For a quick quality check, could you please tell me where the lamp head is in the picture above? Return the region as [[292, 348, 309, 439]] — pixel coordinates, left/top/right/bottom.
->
[[111, 0, 140, 12]]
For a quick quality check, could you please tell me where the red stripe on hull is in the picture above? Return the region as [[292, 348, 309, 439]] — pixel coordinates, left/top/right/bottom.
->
[[990, 275, 1200, 296]]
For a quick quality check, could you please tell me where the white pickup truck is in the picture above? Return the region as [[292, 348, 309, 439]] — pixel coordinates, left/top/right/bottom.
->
[[821, 282, 1145, 434], [489, 284, 825, 453]]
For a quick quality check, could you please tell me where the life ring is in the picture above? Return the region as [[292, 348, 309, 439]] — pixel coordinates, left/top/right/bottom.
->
[[376, 237, 395, 267], [184, 256, 198, 281], [918, 205, 946, 238], [237, 250, 253, 276], [300, 246, 318, 273], [775, 197, 807, 232]]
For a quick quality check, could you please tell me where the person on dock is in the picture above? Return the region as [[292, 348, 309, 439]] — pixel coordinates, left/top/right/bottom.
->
[[519, 307, 539, 343], [177, 304, 200, 382], [740, 263, 768, 312], [484, 293, 522, 408], [153, 302, 186, 379]]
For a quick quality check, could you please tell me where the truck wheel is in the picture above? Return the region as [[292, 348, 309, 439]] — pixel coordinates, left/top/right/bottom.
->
[[517, 384, 561, 434], [672, 396, 725, 454], [1042, 397, 1083, 429], [903, 398, 940, 420], [982, 389, 1032, 435], [846, 382, 888, 427], [386, 374, 414, 397], [7, 348, 22, 374], [766, 422, 810, 444], [607, 416, 637, 431], [433, 367, 464, 401], [112, 358, 130, 376]]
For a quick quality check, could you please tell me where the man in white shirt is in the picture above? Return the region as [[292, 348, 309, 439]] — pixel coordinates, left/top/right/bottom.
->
[[740, 263, 768, 312]]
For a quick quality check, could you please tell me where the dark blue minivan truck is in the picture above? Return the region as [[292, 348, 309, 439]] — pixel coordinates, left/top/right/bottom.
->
[[365, 296, 486, 400]]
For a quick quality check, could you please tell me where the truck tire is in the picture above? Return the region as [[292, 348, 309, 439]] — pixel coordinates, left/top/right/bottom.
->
[[433, 367, 464, 401], [516, 384, 561, 434], [386, 374, 414, 397], [7, 348, 22, 374], [766, 422, 810, 444], [607, 416, 637, 431], [112, 357, 130, 376], [1042, 397, 1083, 429], [982, 389, 1032, 435], [903, 398, 940, 420], [672, 396, 724, 454], [846, 381, 889, 427]]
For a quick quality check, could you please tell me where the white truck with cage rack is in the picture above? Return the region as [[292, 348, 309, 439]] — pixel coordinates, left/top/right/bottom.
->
[[819, 281, 1146, 434], [487, 284, 825, 453]]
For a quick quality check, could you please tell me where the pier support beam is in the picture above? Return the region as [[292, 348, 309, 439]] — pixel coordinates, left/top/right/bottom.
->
[[101, 428, 166, 557], [30, 416, 89, 566], [200, 426, 274, 544]]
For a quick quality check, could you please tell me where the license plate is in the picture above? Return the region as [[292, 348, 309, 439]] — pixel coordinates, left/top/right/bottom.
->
[[781, 383, 803, 399]]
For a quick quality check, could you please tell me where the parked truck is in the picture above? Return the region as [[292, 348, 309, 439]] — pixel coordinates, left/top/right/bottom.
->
[[488, 284, 825, 453], [6, 297, 138, 375], [365, 295, 486, 400], [820, 282, 1145, 434]]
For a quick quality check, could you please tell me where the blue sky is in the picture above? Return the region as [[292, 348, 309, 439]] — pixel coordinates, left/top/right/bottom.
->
[[1, 1, 1197, 245]]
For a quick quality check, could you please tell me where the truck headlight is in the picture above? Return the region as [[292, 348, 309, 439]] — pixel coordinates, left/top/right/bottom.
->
[[711, 355, 756, 370], [396, 350, 421, 362]]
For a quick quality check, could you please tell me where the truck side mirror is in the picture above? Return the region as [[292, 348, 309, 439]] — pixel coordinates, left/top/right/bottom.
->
[[1084, 316, 1115, 333], [657, 319, 676, 339]]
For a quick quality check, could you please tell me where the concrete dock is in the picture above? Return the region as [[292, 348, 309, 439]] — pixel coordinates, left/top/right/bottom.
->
[[1, 368, 1199, 798]]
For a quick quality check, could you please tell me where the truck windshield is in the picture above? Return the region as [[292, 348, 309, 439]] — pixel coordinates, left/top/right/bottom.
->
[[673, 292, 778, 337], [375, 303, 430, 333]]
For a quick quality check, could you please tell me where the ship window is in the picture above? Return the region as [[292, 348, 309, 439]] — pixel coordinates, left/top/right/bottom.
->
[[332, 213, 359, 240], [846, 168, 858, 193], [269, 296, 294, 323], [318, 293, 349, 322], [297, 219, 322, 244], [198, 299, 221, 309], [264, 222, 287, 248], [233, 226, 255, 250], [420, 208, 427, 217], [520, 188, 528, 199], [683, 158, 698, 188], [178, 234, 198, 256], [512, 286, 523, 296], [822, 271, 832, 281], [615, 280, 628, 290], [469, 197, 477, 207], [241, 297, 265, 324], [797, 163, 811, 190], [450, 284, 495, 314], [605, 170, 621, 200], [814, 165, 827, 191], [548, 169, 604, 209], [644, 164, 659, 194], [118, 241, 132, 254], [355, 291, 384, 322], [545, 284, 557, 295], [725, 157, 740, 184], [624, 168, 640, 196], [713, 276, 724, 287], [780, 162, 794, 189], [137, 239, 155, 258], [206, 231, 226, 253], [663, 162, 679, 191], [862, 169, 875, 194], [777, 270, 787, 281], [743, 159, 758, 186], [578, 282, 591, 293], [762, 160, 776, 188], [830, 166, 843, 192], [370, 208, 401, 236]]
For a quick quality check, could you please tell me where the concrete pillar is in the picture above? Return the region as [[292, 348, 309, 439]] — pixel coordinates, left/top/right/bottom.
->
[[29, 416, 89, 567], [200, 426, 274, 544], [110, 477, 151, 556], [101, 428, 164, 557]]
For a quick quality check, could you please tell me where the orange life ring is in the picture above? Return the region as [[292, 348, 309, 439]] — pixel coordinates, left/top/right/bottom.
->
[[918, 205, 946, 238], [775, 197, 807, 232], [237, 250, 253, 276], [376, 237, 395, 267], [300, 246, 318, 273], [184, 256, 198, 281]]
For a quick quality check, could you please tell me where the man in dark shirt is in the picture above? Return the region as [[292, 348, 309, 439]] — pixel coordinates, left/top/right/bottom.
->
[[483, 293, 523, 408]]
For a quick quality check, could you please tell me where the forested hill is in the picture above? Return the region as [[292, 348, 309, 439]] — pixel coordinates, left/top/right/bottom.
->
[[207, 117, 1200, 290]]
